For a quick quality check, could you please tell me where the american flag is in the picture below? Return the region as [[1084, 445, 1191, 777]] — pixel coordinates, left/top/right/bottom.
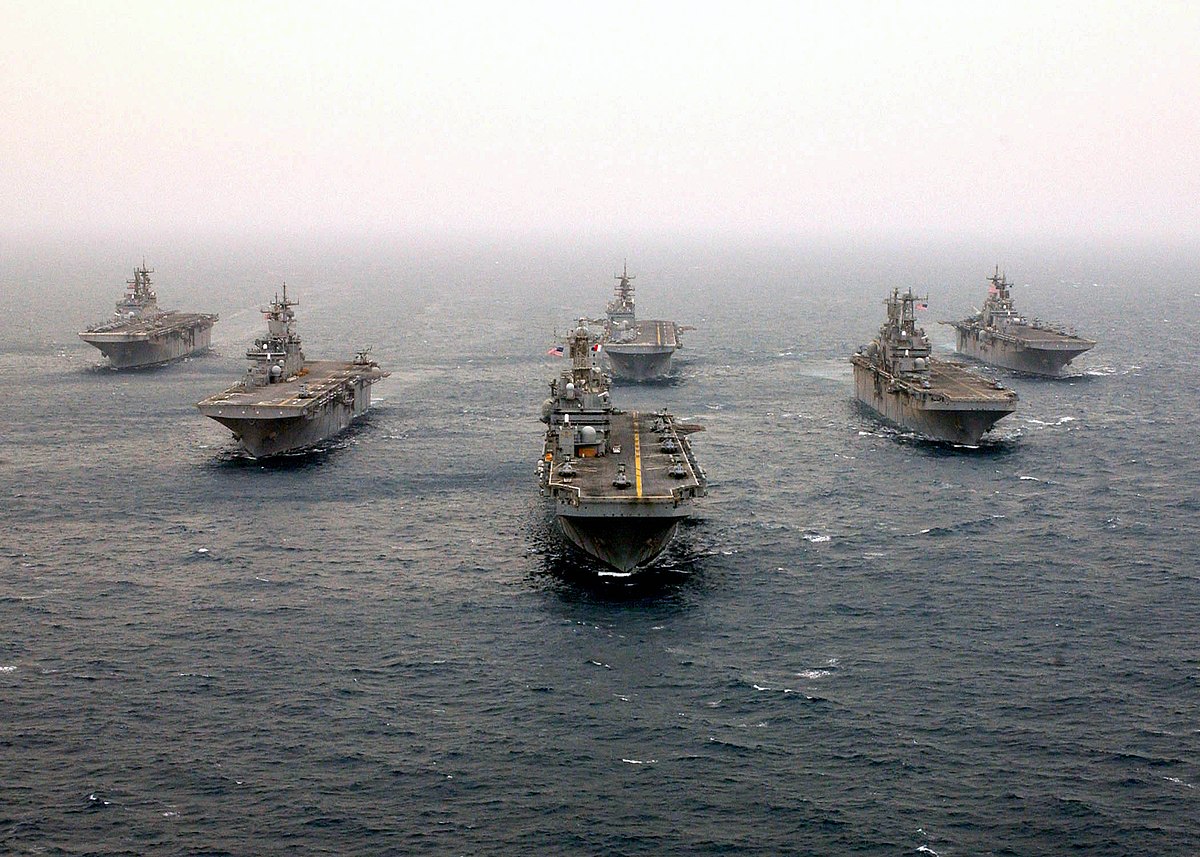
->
[[546, 344, 564, 356]]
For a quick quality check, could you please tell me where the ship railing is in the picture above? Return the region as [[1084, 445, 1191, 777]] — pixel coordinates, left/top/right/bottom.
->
[[672, 485, 702, 503], [675, 435, 705, 485], [549, 481, 583, 504]]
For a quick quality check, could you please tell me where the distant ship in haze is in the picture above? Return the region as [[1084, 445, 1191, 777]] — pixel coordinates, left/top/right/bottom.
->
[[79, 263, 217, 369], [599, 264, 685, 382], [943, 267, 1096, 376]]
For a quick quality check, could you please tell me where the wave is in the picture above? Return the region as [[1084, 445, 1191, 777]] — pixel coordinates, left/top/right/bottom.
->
[[907, 516, 1002, 537], [1022, 416, 1076, 427], [795, 669, 832, 679]]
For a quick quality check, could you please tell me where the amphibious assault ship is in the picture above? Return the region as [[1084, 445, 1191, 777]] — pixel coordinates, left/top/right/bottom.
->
[[79, 264, 217, 369], [853, 288, 1017, 445], [196, 285, 388, 458], [538, 320, 706, 574], [600, 265, 684, 381], [943, 267, 1096, 376]]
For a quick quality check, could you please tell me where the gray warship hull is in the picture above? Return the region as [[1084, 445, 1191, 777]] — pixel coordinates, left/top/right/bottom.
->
[[951, 325, 1095, 376], [852, 358, 1016, 445], [198, 360, 384, 458], [603, 320, 680, 381], [542, 410, 704, 575], [603, 345, 676, 382], [945, 268, 1096, 377], [557, 509, 684, 574], [80, 314, 216, 369]]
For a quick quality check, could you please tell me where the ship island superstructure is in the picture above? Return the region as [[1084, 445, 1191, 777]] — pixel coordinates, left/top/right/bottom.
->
[[538, 320, 706, 574], [79, 264, 218, 369], [852, 288, 1017, 445], [196, 285, 388, 458], [600, 264, 683, 382], [943, 267, 1096, 376]]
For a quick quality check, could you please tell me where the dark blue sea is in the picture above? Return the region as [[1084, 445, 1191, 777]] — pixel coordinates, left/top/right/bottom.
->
[[2, 236, 1198, 855]]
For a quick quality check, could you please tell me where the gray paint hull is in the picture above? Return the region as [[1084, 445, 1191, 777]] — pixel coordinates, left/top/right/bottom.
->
[[206, 381, 376, 458], [953, 327, 1092, 376], [853, 363, 1009, 445], [81, 322, 214, 369], [603, 346, 675, 381], [542, 409, 704, 575], [556, 511, 682, 574]]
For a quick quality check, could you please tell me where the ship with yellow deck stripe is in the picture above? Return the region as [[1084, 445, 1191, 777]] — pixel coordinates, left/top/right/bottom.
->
[[538, 321, 706, 574], [196, 285, 388, 458]]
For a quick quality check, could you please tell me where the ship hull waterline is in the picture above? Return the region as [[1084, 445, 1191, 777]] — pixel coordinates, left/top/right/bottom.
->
[[555, 512, 683, 575], [603, 346, 676, 382], [80, 323, 215, 369], [200, 384, 376, 459], [852, 364, 1013, 446], [953, 328, 1094, 377]]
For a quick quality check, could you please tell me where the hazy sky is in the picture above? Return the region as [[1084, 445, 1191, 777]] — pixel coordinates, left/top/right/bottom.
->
[[2, 1, 1198, 242]]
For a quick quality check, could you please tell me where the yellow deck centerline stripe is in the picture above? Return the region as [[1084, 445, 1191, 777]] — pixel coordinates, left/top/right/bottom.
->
[[633, 411, 643, 497]]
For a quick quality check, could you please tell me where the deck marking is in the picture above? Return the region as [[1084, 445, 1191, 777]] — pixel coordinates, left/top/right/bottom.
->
[[633, 411, 643, 497]]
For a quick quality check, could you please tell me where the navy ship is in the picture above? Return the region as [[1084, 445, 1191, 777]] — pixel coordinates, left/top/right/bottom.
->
[[538, 320, 706, 574], [600, 265, 684, 382], [853, 288, 1017, 445], [79, 263, 217, 368], [943, 267, 1096, 376], [196, 285, 388, 458]]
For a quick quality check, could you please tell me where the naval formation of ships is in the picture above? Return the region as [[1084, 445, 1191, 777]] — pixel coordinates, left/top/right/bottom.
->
[[852, 267, 1095, 445], [72, 259, 1096, 577], [81, 264, 388, 460]]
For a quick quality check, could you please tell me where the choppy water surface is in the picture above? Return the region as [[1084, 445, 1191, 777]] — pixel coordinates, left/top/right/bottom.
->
[[2, 238, 1198, 855]]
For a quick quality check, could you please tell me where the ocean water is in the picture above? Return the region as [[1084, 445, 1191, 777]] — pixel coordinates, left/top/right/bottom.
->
[[1, 236, 1198, 855]]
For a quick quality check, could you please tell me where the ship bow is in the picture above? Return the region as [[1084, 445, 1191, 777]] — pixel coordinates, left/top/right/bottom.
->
[[557, 515, 681, 574], [603, 347, 675, 381]]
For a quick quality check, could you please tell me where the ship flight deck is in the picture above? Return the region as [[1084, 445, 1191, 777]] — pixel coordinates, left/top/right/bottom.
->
[[198, 361, 374, 416], [547, 411, 701, 504]]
